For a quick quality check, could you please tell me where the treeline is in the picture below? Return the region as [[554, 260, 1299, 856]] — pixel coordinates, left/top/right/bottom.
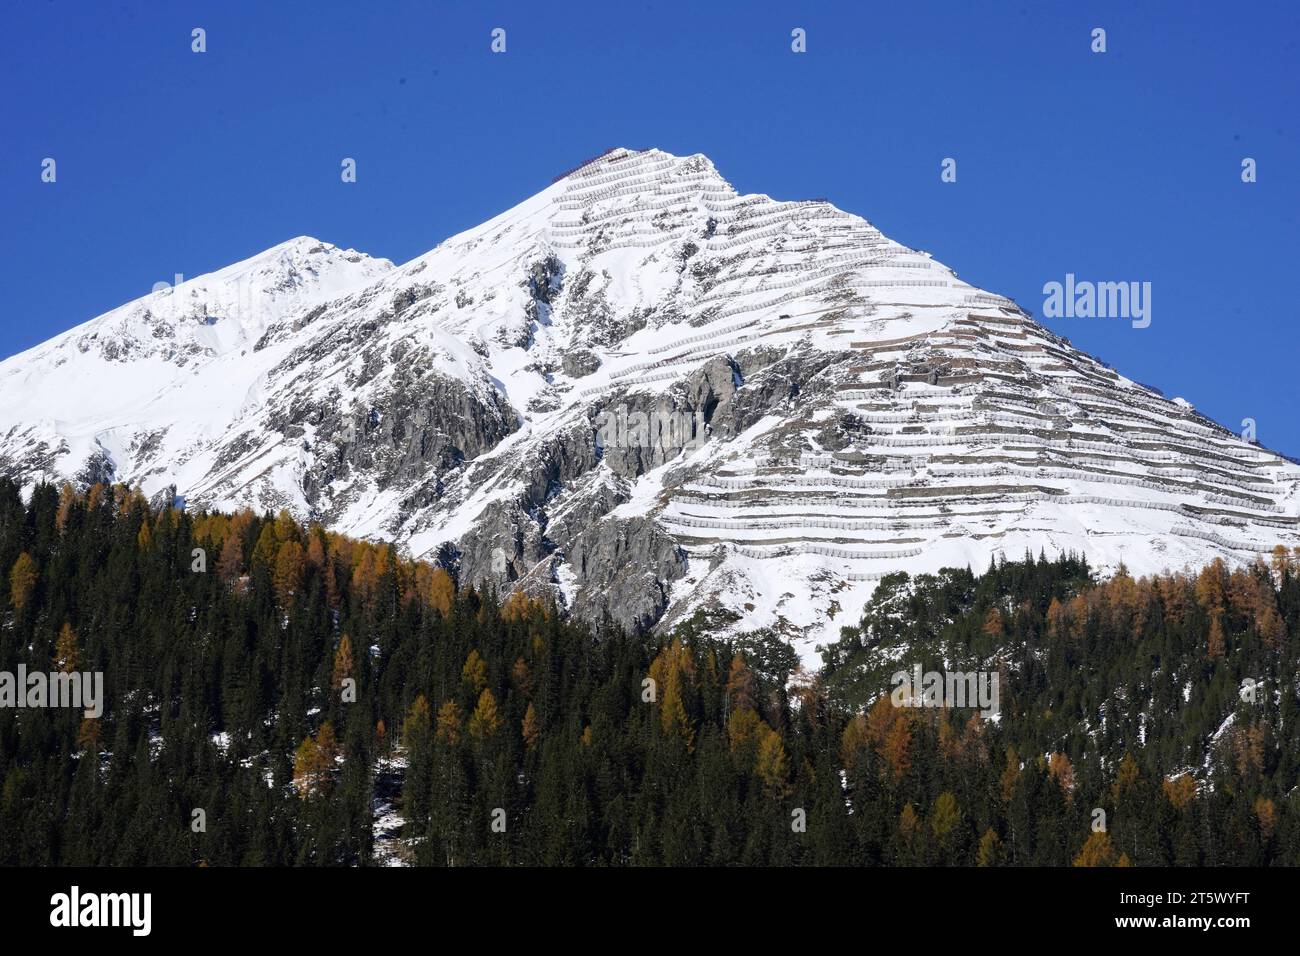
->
[[1, 478, 1298, 865]]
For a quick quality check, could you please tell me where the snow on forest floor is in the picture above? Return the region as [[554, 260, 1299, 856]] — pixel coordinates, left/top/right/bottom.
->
[[371, 751, 414, 867]]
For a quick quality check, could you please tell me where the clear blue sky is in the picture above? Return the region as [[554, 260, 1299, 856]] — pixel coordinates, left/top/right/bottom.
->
[[2, 1, 1297, 453]]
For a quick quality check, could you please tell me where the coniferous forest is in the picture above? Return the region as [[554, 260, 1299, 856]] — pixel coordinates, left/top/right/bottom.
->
[[2, 477, 1299, 866]]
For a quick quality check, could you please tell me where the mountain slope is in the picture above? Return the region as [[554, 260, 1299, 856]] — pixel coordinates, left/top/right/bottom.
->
[[3, 147, 1297, 661]]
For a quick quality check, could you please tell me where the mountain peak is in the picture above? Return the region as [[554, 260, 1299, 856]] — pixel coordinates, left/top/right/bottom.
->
[[204, 235, 392, 284], [554, 146, 720, 183], [552, 147, 733, 201], [2, 153, 1297, 663]]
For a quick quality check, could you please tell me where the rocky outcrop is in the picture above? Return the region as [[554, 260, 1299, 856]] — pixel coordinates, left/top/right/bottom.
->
[[564, 515, 688, 631], [279, 368, 518, 515]]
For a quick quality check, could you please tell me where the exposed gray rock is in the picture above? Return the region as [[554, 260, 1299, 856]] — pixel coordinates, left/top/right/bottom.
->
[[562, 349, 602, 377], [75, 447, 117, 488], [564, 515, 688, 632], [149, 483, 179, 510], [296, 370, 517, 515]]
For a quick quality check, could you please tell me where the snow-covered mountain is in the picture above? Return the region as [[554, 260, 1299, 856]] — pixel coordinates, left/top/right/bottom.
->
[[4, 147, 1298, 662]]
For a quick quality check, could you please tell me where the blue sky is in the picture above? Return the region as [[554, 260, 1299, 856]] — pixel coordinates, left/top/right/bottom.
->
[[2, 1, 1297, 453]]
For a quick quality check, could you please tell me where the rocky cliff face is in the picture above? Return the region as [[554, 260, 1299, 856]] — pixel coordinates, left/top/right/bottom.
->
[[3, 148, 1298, 663]]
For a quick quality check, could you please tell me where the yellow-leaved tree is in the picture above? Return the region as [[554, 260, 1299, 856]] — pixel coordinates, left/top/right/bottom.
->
[[931, 791, 960, 840], [435, 700, 463, 746], [1073, 830, 1117, 867], [724, 653, 755, 715], [402, 695, 431, 745], [521, 702, 540, 750], [293, 723, 340, 797], [331, 634, 355, 691], [272, 540, 306, 607], [217, 532, 244, 583], [468, 688, 501, 743], [429, 568, 455, 616], [9, 552, 37, 611], [54, 623, 80, 673], [1162, 773, 1196, 810], [76, 718, 102, 755], [1048, 752, 1075, 800], [461, 650, 487, 695], [976, 828, 1002, 866], [754, 724, 789, 796], [649, 638, 696, 749]]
